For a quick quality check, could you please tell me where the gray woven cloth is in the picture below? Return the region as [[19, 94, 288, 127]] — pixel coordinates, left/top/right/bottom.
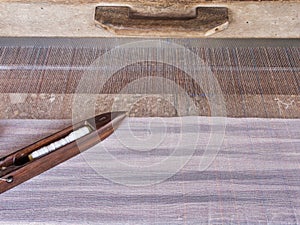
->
[[0, 117, 300, 224]]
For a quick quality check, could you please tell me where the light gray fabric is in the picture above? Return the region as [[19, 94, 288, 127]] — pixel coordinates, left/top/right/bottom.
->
[[0, 117, 300, 224]]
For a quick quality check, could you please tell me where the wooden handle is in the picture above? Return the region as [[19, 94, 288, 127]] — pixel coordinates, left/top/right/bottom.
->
[[95, 6, 229, 37]]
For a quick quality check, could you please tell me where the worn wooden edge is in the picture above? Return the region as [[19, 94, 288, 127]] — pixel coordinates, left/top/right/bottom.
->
[[0, 0, 299, 3], [95, 21, 230, 37], [0, 2, 299, 37]]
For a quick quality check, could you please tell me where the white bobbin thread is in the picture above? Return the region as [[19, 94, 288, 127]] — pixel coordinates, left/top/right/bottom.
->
[[29, 126, 91, 160]]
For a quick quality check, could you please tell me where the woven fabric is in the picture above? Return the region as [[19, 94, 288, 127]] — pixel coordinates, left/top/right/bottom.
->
[[0, 117, 300, 224], [0, 38, 299, 118]]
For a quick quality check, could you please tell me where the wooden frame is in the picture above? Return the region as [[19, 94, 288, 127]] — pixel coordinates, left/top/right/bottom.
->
[[0, 0, 299, 37]]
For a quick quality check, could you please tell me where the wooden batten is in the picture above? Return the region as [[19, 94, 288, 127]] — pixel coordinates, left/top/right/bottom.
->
[[0, 0, 299, 37]]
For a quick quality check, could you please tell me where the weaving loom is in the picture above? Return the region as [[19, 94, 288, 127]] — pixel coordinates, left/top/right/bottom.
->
[[0, 38, 299, 224]]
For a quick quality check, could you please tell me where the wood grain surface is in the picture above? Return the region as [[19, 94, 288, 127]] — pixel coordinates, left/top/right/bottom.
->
[[0, 117, 300, 224], [0, 0, 298, 3], [0, 2, 299, 37]]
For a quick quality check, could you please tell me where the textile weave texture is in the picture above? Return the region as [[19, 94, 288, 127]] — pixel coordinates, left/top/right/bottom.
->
[[0, 38, 299, 118], [0, 118, 300, 224]]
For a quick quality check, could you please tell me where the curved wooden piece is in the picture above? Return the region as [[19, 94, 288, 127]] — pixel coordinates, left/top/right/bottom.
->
[[95, 6, 229, 37]]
